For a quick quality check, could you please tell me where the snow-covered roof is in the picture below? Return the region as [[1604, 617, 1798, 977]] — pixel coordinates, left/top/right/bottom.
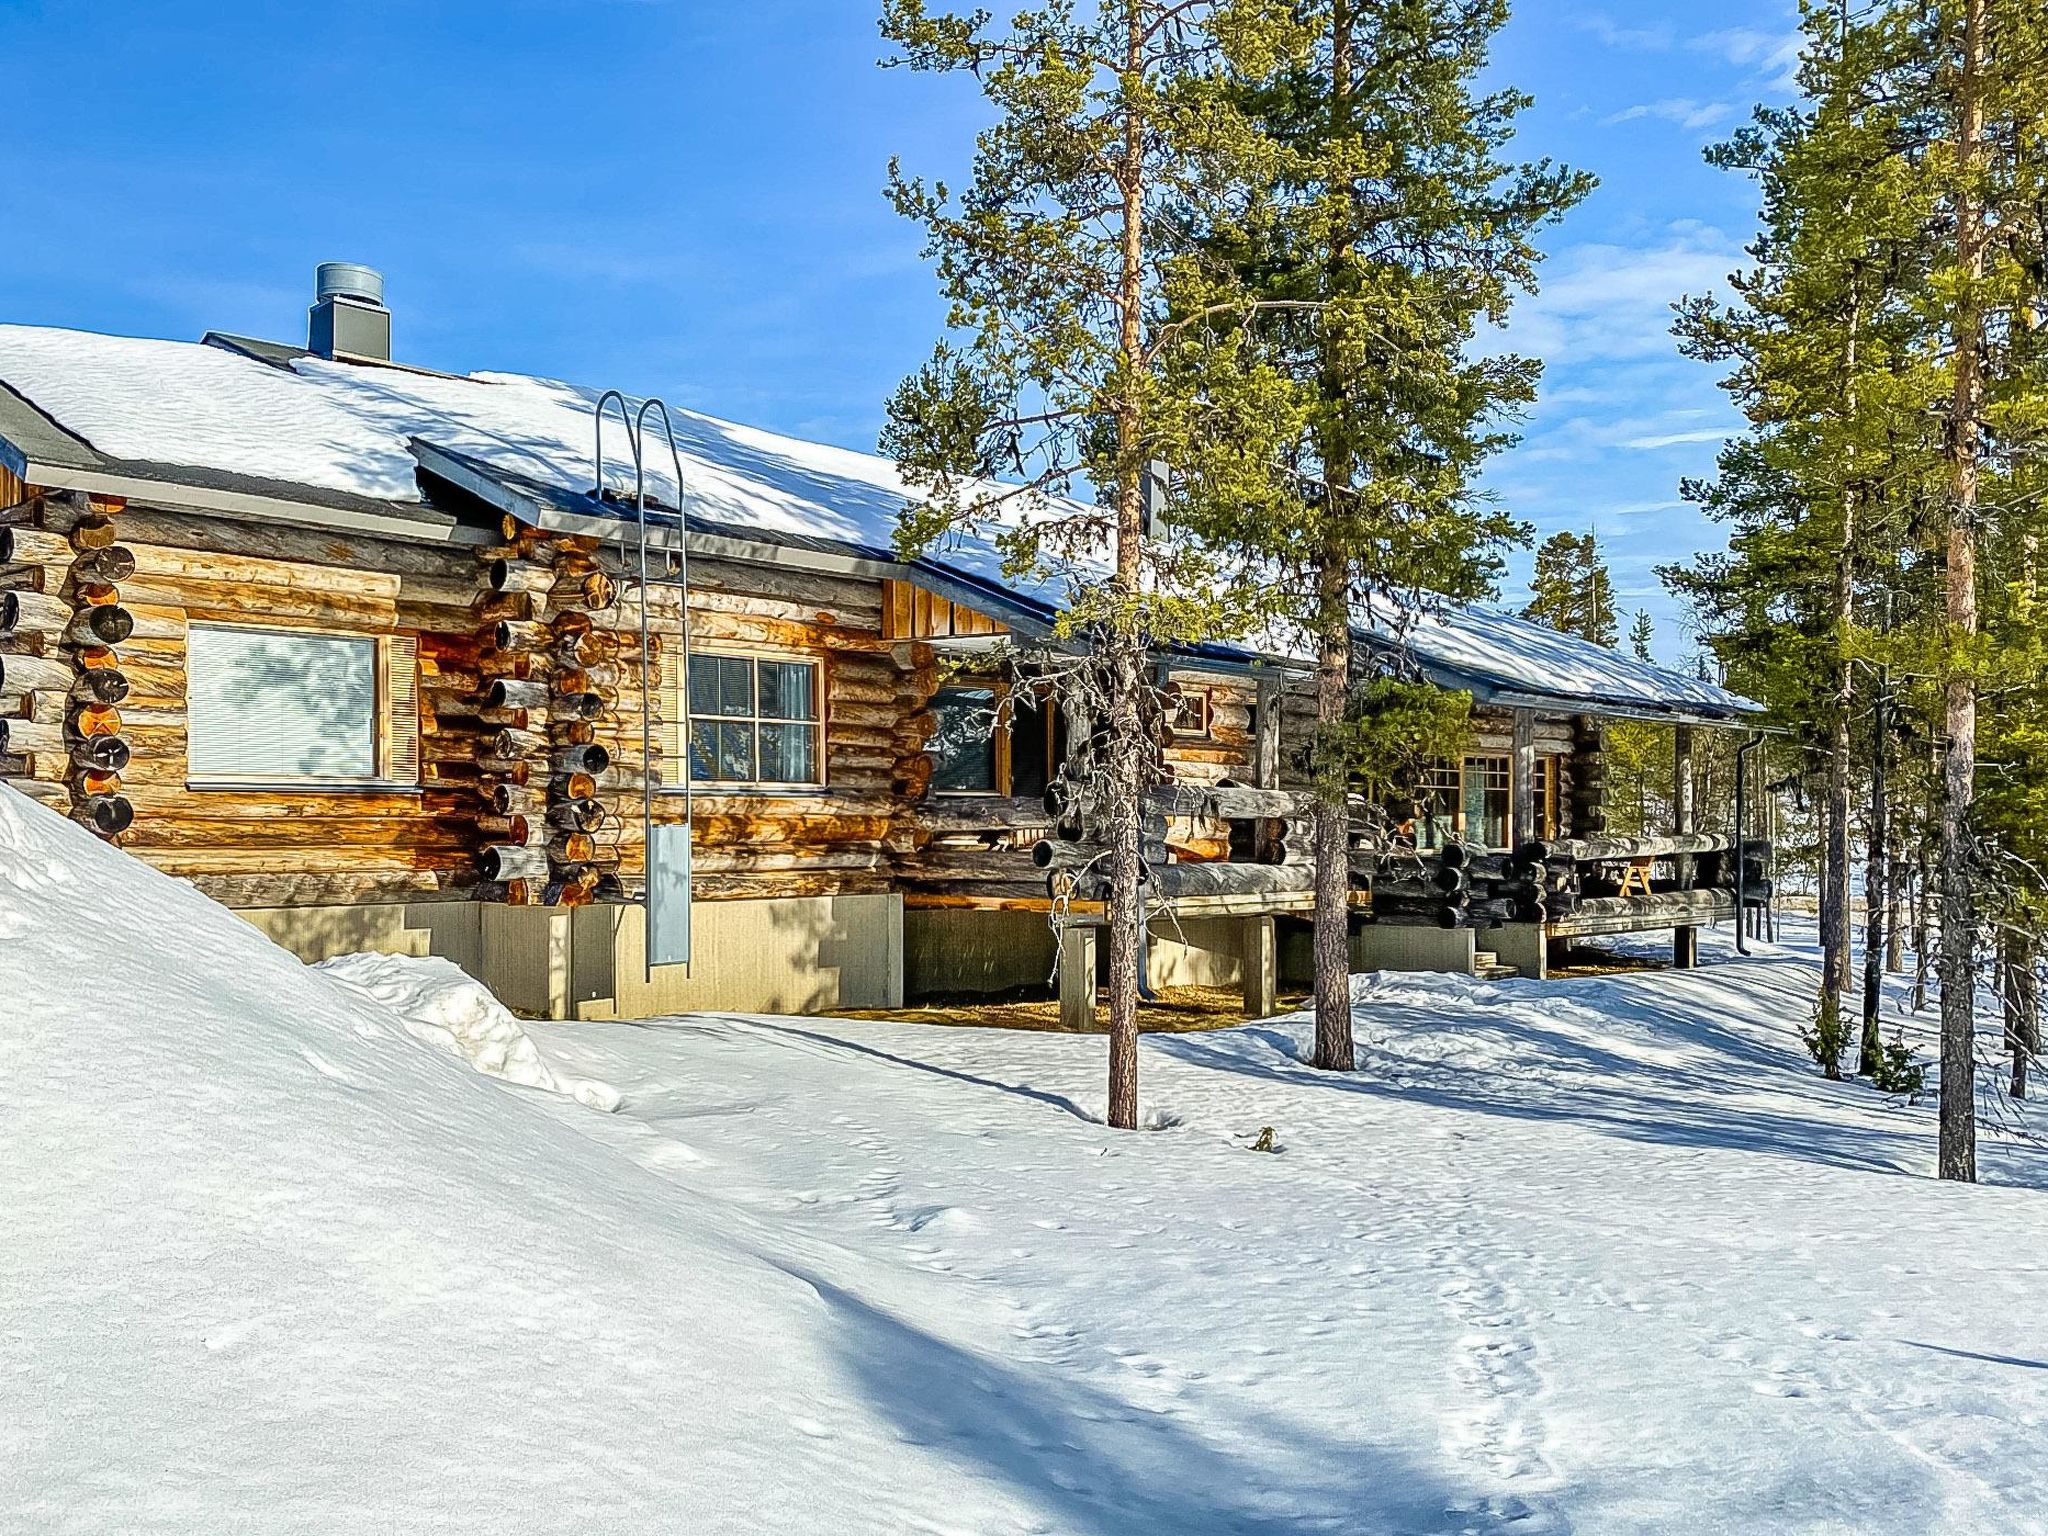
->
[[0, 321, 1035, 597], [1360, 602, 1760, 722], [0, 321, 1755, 720]]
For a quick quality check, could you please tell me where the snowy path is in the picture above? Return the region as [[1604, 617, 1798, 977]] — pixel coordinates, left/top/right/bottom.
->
[[526, 929, 2048, 1535]]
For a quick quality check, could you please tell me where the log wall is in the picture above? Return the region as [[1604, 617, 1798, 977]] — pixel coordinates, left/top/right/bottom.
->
[[617, 554, 936, 903], [105, 505, 480, 906]]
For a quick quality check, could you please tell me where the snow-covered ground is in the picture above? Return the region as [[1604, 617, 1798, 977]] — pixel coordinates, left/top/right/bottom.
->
[[4, 785, 2044, 1534]]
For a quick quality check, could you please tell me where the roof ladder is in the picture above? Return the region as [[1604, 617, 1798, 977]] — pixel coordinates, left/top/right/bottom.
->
[[594, 391, 693, 980]]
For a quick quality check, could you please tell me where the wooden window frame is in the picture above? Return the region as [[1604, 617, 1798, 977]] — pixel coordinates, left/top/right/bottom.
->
[[668, 644, 827, 794], [1529, 754, 1561, 842], [1461, 754, 1512, 851], [185, 619, 421, 793], [930, 677, 1014, 798], [1413, 754, 1524, 851], [1167, 686, 1212, 741]]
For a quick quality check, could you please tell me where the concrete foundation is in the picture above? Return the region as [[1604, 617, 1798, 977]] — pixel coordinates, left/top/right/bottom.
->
[[1351, 923, 1478, 977], [1144, 916, 1249, 989], [238, 902, 485, 971], [905, 908, 1058, 998], [1491, 922, 1550, 980], [238, 893, 905, 1020]]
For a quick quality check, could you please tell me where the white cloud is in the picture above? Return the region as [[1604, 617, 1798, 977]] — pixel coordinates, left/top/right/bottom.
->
[[1572, 12, 1676, 50], [1691, 26, 1804, 94], [1604, 99, 1734, 132], [1623, 429, 1730, 450], [1504, 232, 1741, 366]]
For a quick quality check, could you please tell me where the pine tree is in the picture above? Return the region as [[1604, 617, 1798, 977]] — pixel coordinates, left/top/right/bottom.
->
[[1177, 0, 1587, 1073], [1524, 530, 1617, 646], [880, 1, 1311, 1129], [1668, 0, 1940, 1081], [1629, 608, 1655, 661], [1668, 0, 2048, 1150]]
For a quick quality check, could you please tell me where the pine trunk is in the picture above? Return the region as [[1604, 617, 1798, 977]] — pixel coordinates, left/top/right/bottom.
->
[[1307, 0, 1356, 1076], [1859, 666, 1888, 1075], [1938, 0, 1986, 1182], [1102, 5, 1149, 1133], [1312, 551, 1354, 1071], [2011, 931, 2037, 1101]]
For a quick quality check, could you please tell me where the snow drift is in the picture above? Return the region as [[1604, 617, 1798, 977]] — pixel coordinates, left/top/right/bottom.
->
[[7, 782, 2046, 1534], [315, 949, 621, 1111], [0, 786, 1068, 1533]]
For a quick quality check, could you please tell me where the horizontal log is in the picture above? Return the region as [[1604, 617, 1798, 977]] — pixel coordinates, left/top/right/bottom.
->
[[0, 719, 63, 756], [488, 782, 546, 816], [1073, 860, 1314, 901], [72, 735, 131, 773], [3, 776, 71, 808], [0, 527, 72, 567], [1522, 833, 1735, 863], [66, 606, 133, 647], [69, 517, 119, 552], [74, 794, 134, 837], [0, 588, 70, 638], [69, 668, 129, 705], [548, 798, 606, 833], [479, 843, 549, 882], [0, 653, 73, 694], [179, 870, 459, 908]]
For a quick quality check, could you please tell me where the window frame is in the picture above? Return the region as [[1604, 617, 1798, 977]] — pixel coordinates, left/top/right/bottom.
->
[[1167, 686, 1212, 741], [1412, 754, 1529, 852], [928, 678, 1013, 798], [184, 619, 421, 794], [1461, 754, 1512, 851], [1530, 754, 1562, 842], [668, 645, 827, 794]]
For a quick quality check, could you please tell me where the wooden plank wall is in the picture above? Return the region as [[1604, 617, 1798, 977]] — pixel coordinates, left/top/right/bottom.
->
[[109, 507, 481, 907], [882, 578, 1008, 641]]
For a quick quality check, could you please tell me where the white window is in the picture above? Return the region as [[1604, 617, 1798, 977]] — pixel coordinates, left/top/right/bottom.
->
[[663, 649, 823, 789], [187, 624, 419, 787]]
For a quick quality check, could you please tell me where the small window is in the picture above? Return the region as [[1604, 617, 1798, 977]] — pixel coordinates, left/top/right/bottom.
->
[[680, 651, 822, 788], [188, 624, 418, 787], [1463, 755, 1511, 850], [1168, 687, 1211, 739], [930, 686, 1001, 794]]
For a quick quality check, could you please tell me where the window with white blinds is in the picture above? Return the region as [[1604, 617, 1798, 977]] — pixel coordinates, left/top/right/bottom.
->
[[187, 624, 421, 787]]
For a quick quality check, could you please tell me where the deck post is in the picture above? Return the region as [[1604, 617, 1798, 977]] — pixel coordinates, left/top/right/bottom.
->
[[1673, 725, 1698, 968], [1255, 678, 1281, 790], [1242, 915, 1277, 1018], [1512, 708, 1538, 845], [1059, 924, 1099, 1031]]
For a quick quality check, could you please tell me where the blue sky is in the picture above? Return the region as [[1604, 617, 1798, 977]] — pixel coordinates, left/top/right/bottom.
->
[[0, 0, 1800, 661]]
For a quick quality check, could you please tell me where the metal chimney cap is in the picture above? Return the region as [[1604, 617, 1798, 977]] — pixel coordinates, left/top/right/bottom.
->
[[315, 262, 385, 309]]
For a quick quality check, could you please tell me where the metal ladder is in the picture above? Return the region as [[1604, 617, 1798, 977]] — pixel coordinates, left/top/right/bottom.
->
[[593, 391, 693, 979]]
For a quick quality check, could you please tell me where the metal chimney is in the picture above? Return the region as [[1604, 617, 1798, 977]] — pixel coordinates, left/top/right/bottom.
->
[[308, 263, 391, 361]]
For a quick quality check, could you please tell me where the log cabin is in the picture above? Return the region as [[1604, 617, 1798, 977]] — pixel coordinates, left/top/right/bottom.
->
[[0, 267, 1764, 1018]]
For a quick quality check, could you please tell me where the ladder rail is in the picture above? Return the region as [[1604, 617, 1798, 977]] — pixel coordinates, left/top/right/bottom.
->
[[631, 397, 694, 982]]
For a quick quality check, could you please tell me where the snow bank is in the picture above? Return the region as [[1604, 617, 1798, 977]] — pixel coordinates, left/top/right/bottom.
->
[[0, 785, 1080, 1533], [315, 950, 621, 1110], [9, 777, 2045, 1533]]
